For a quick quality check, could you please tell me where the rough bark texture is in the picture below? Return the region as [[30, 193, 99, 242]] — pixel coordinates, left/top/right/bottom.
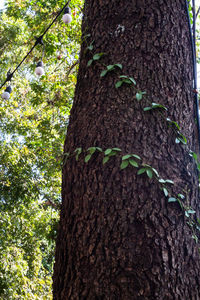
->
[[53, 0, 200, 299]]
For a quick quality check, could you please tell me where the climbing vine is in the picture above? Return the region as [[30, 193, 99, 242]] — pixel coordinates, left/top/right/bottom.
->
[[65, 41, 200, 245]]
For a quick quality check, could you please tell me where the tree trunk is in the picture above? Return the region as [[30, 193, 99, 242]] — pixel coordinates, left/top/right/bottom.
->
[[53, 0, 200, 299]]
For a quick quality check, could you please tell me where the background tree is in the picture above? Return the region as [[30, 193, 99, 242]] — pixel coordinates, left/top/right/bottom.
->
[[0, 0, 82, 298], [53, 0, 200, 299]]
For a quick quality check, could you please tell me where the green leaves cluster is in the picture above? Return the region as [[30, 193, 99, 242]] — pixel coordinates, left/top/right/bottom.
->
[[158, 178, 174, 197], [167, 118, 187, 145], [87, 52, 105, 66], [85, 147, 102, 162], [137, 164, 159, 179], [74, 147, 82, 161], [103, 148, 122, 164], [120, 154, 141, 169], [115, 75, 136, 88], [100, 64, 122, 77], [189, 151, 200, 173], [136, 91, 146, 101], [69, 144, 199, 244], [0, 0, 83, 298], [144, 102, 167, 111]]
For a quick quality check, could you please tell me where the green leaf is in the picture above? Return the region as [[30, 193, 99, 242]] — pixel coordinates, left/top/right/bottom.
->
[[87, 59, 93, 66], [162, 187, 168, 197], [85, 154, 92, 163], [143, 107, 152, 111], [112, 148, 122, 151], [123, 79, 132, 84], [136, 92, 143, 101], [115, 81, 123, 88], [103, 156, 110, 164], [167, 118, 180, 130], [132, 154, 141, 160], [93, 54, 101, 60], [114, 63, 123, 69], [87, 45, 93, 51], [192, 152, 198, 161], [152, 103, 167, 110], [100, 70, 108, 77], [74, 147, 82, 161], [159, 178, 174, 184], [152, 168, 159, 177], [129, 77, 136, 85], [144, 103, 167, 111], [63, 152, 70, 157], [107, 65, 115, 71], [177, 133, 187, 145], [173, 121, 180, 130], [168, 197, 177, 203], [122, 154, 132, 160], [185, 211, 189, 218], [137, 168, 146, 175], [93, 53, 104, 60], [104, 148, 112, 155], [158, 178, 166, 183], [177, 199, 183, 209], [165, 179, 174, 184], [186, 209, 196, 214], [146, 168, 153, 179], [192, 235, 198, 243], [120, 160, 129, 169], [109, 151, 118, 156], [96, 147, 103, 152], [87, 147, 96, 154], [178, 194, 185, 199], [75, 147, 82, 154], [129, 159, 138, 167]]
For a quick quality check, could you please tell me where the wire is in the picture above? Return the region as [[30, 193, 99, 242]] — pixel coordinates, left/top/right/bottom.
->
[[0, 0, 70, 90], [185, 0, 200, 153]]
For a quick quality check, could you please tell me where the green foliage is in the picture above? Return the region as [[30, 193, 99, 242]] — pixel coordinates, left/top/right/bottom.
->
[[87, 52, 105, 66], [84, 147, 102, 162], [100, 64, 122, 77], [136, 91, 146, 101], [74, 147, 82, 161], [0, 202, 56, 299], [103, 148, 121, 164], [0, 0, 83, 298], [167, 118, 187, 145], [143, 102, 167, 111], [168, 193, 184, 209], [175, 133, 187, 145], [120, 154, 141, 169], [115, 75, 136, 88], [137, 164, 159, 179]]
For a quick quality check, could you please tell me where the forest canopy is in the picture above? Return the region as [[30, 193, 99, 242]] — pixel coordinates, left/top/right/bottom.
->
[[0, 0, 83, 298]]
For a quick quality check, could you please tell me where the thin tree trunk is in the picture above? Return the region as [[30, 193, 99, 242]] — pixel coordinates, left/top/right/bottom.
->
[[53, 0, 200, 298]]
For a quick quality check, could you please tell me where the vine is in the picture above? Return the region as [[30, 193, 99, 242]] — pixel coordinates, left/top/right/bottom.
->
[[82, 40, 200, 243]]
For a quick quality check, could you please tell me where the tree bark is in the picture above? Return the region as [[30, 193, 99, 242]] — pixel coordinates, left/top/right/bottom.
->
[[53, 0, 200, 299]]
